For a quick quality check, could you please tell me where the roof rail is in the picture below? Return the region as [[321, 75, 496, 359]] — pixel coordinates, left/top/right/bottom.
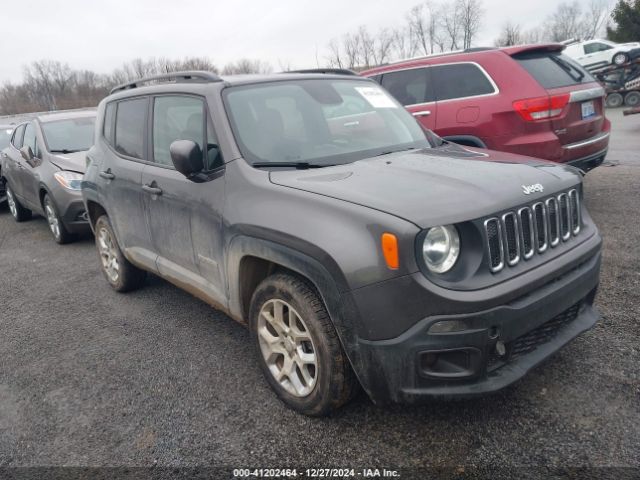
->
[[283, 68, 358, 76], [110, 71, 222, 95]]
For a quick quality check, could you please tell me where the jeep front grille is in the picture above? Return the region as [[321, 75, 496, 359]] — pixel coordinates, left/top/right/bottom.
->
[[484, 189, 581, 273]]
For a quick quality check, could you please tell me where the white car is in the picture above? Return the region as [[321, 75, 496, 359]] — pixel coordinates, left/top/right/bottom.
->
[[564, 39, 640, 70]]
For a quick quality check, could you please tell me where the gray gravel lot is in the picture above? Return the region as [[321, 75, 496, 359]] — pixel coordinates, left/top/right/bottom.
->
[[0, 109, 638, 474]]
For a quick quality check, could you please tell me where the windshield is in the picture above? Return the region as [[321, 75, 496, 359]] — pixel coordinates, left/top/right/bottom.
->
[[41, 116, 96, 153], [224, 79, 430, 167], [0, 128, 13, 150]]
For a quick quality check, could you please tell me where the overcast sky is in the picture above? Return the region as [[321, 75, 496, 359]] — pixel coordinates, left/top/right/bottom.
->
[[0, 0, 582, 83]]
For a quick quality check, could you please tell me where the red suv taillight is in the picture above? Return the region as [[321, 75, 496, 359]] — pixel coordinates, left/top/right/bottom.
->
[[513, 93, 570, 121]]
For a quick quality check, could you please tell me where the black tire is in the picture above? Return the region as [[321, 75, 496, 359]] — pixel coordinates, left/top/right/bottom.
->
[[94, 215, 146, 292], [6, 184, 32, 222], [250, 273, 359, 416], [606, 93, 624, 108], [43, 193, 73, 244], [612, 52, 628, 66], [624, 91, 640, 108]]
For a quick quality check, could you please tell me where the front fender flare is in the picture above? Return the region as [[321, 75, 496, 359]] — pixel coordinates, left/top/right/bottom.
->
[[226, 235, 373, 397]]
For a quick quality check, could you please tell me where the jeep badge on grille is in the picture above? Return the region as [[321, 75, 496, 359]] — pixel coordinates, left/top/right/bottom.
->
[[522, 183, 544, 195]]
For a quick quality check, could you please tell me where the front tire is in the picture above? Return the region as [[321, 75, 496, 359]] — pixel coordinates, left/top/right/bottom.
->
[[613, 52, 628, 65], [94, 215, 146, 292], [43, 194, 72, 244], [6, 184, 31, 222], [250, 273, 358, 416]]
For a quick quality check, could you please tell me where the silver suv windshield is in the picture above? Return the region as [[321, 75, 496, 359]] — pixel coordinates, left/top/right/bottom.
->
[[224, 79, 431, 167]]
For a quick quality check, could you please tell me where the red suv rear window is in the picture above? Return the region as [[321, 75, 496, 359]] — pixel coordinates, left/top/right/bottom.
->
[[513, 52, 595, 89]]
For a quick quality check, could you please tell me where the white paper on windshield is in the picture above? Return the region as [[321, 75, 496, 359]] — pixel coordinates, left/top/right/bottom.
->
[[355, 86, 398, 109]]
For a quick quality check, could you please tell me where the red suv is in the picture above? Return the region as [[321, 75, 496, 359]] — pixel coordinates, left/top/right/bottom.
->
[[361, 44, 610, 171]]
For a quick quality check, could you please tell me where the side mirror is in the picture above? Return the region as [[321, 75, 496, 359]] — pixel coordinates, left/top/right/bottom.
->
[[20, 145, 34, 162], [170, 140, 204, 179]]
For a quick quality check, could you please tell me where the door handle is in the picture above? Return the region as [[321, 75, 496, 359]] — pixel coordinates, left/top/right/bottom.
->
[[142, 184, 163, 196], [99, 170, 115, 180], [412, 110, 432, 117]]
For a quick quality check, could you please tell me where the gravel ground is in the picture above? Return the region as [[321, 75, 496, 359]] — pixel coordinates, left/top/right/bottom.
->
[[0, 110, 638, 477]]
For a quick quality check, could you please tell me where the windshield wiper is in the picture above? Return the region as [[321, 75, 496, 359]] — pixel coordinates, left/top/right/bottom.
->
[[374, 147, 418, 157], [50, 149, 83, 154], [551, 55, 584, 82], [252, 162, 333, 169]]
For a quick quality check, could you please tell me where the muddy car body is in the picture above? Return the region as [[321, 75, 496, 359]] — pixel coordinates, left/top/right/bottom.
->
[[82, 72, 601, 415]]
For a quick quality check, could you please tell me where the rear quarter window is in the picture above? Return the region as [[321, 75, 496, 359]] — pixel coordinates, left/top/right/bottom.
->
[[431, 63, 496, 101], [513, 52, 595, 89]]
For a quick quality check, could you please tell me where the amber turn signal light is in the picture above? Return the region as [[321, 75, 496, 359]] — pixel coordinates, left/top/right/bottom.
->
[[381, 233, 399, 270]]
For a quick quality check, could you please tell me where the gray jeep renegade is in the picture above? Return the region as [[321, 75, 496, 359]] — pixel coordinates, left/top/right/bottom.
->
[[82, 71, 601, 416]]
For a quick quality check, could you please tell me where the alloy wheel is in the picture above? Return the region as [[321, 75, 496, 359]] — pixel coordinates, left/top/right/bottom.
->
[[257, 299, 318, 397], [97, 226, 120, 283], [45, 200, 61, 240]]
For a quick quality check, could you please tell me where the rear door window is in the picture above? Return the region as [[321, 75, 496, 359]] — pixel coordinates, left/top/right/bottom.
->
[[12, 124, 25, 149], [584, 42, 612, 54], [431, 63, 496, 101], [380, 68, 433, 106], [513, 52, 595, 89], [115, 97, 147, 159]]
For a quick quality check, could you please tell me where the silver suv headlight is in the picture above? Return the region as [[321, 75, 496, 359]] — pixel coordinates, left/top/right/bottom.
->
[[421, 225, 460, 273], [53, 171, 83, 190]]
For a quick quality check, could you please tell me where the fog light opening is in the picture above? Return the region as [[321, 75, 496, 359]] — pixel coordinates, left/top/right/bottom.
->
[[428, 319, 470, 334], [488, 326, 499, 339]]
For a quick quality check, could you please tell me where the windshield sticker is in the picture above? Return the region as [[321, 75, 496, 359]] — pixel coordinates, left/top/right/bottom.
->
[[355, 86, 398, 109]]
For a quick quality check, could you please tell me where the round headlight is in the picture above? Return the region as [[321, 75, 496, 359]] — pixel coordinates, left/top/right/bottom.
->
[[422, 225, 460, 273]]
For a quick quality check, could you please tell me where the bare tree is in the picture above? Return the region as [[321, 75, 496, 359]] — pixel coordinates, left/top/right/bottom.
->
[[458, 0, 484, 49], [521, 27, 544, 44], [390, 26, 417, 60], [582, 0, 610, 39], [373, 28, 395, 66], [326, 38, 345, 68], [343, 32, 362, 69], [221, 59, 272, 75], [494, 21, 522, 47], [356, 26, 376, 69], [408, 5, 430, 55], [442, 1, 463, 50], [545, 1, 585, 42], [0, 56, 221, 115]]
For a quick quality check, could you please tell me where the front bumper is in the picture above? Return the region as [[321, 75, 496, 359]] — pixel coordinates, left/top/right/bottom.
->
[[58, 196, 90, 234], [351, 248, 601, 404]]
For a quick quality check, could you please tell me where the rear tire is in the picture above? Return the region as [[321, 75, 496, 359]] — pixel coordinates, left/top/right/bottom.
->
[[94, 215, 146, 292], [612, 52, 628, 66], [250, 273, 358, 416], [624, 91, 640, 108], [43, 193, 72, 244], [6, 184, 32, 222], [606, 93, 624, 108]]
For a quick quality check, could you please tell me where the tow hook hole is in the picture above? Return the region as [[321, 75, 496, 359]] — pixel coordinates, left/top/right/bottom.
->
[[488, 326, 499, 339]]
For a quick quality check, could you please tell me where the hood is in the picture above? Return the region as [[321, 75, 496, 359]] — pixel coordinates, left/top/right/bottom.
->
[[269, 148, 582, 228], [49, 151, 88, 173]]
